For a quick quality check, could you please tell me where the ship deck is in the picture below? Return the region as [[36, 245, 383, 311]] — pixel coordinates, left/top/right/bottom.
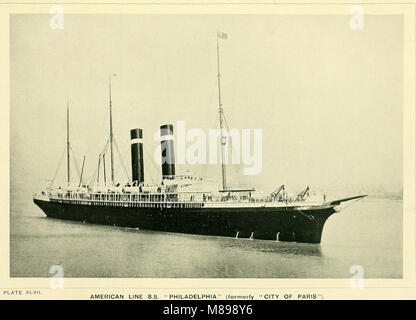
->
[[33, 193, 333, 211]]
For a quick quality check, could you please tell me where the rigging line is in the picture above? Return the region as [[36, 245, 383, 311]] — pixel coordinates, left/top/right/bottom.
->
[[48, 147, 67, 188], [222, 111, 229, 131], [143, 148, 157, 185], [69, 147, 82, 180], [198, 112, 223, 183], [221, 110, 240, 170], [114, 138, 129, 182], [85, 163, 96, 187], [222, 110, 245, 165], [143, 145, 158, 185], [120, 137, 130, 159], [78, 156, 86, 187], [120, 139, 132, 178], [85, 149, 104, 187], [89, 107, 110, 154], [77, 108, 110, 185], [87, 140, 110, 187], [71, 99, 109, 158], [88, 169, 97, 187], [101, 138, 110, 155], [220, 110, 248, 188], [87, 155, 100, 187]]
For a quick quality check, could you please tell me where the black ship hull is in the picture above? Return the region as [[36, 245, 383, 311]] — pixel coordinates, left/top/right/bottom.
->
[[33, 199, 336, 243]]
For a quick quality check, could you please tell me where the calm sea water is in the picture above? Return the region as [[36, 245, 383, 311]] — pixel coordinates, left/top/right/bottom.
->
[[10, 190, 402, 278]]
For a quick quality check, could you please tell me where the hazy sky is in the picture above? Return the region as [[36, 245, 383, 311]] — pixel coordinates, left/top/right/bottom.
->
[[10, 14, 403, 195]]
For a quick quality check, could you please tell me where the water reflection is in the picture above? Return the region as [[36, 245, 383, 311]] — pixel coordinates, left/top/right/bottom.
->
[[116, 225, 324, 257], [218, 238, 322, 257]]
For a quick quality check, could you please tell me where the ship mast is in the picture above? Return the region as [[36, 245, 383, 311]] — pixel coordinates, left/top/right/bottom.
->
[[78, 155, 86, 187], [96, 154, 101, 187], [103, 154, 107, 185], [66, 101, 70, 187], [109, 74, 115, 186], [217, 32, 227, 191]]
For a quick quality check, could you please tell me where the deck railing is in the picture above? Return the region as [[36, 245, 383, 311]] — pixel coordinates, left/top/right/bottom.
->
[[34, 189, 295, 206]]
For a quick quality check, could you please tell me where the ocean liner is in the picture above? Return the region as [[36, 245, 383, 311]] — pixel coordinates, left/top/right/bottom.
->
[[33, 33, 366, 244]]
